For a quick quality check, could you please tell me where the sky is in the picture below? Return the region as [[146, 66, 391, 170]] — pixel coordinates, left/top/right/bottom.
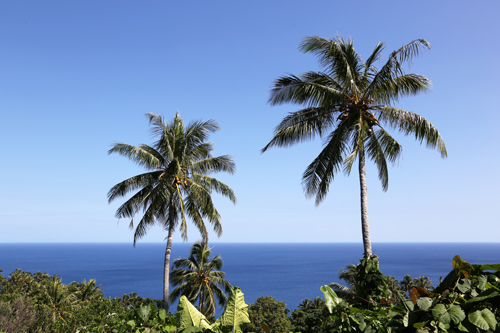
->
[[1, 1, 499, 245]]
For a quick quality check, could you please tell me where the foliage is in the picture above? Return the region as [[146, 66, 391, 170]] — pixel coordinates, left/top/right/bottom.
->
[[321, 255, 500, 332], [80, 287, 250, 333], [170, 241, 232, 318], [290, 298, 327, 333], [114, 292, 162, 309], [0, 296, 37, 332], [108, 112, 236, 310], [399, 274, 433, 293], [263, 36, 446, 257], [213, 287, 250, 333], [245, 296, 291, 333]]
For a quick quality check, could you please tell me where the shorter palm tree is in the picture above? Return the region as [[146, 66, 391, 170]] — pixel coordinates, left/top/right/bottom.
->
[[38, 275, 78, 322], [68, 279, 103, 304], [169, 241, 232, 317]]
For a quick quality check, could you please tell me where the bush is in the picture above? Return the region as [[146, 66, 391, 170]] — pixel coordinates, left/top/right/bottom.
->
[[246, 296, 291, 333]]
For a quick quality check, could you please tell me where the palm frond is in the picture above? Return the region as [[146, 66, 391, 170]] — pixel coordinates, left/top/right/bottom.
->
[[191, 155, 236, 175], [300, 36, 361, 94], [379, 106, 447, 157], [107, 171, 161, 203], [365, 130, 390, 191], [108, 143, 160, 170], [302, 124, 351, 205], [269, 74, 345, 107], [366, 40, 431, 104], [262, 107, 337, 152]]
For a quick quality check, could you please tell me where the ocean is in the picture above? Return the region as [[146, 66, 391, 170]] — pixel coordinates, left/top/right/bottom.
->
[[1, 243, 499, 312]]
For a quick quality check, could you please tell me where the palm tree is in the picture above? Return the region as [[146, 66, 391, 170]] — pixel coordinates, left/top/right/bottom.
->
[[263, 36, 447, 257], [328, 264, 358, 302], [108, 112, 236, 311], [68, 279, 103, 304], [37, 275, 78, 322], [169, 241, 232, 318]]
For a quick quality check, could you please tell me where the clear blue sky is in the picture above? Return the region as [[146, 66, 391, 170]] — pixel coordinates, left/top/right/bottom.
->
[[1, 1, 499, 244]]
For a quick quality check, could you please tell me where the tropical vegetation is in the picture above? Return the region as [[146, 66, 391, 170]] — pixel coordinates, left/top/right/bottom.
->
[[108, 112, 236, 310], [170, 241, 232, 318], [2, 254, 498, 332], [263, 36, 447, 257]]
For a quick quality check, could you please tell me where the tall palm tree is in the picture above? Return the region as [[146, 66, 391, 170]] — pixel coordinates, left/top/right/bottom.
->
[[108, 112, 236, 311], [263, 36, 447, 257], [169, 241, 232, 318]]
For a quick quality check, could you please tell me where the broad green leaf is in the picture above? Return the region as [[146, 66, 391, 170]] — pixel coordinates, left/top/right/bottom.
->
[[438, 321, 449, 331], [456, 279, 472, 293], [457, 323, 469, 332], [486, 282, 500, 292], [473, 264, 500, 271], [448, 305, 466, 325], [432, 304, 450, 324], [127, 320, 136, 328], [476, 275, 487, 291], [416, 297, 432, 310], [176, 296, 211, 329], [468, 309, 497, 330], [163, 325, 177, 332], [138, 305, 152, 322], [320, 285, 341, 313], [215, 287, 250, 333], [158, 309, 167, 320]]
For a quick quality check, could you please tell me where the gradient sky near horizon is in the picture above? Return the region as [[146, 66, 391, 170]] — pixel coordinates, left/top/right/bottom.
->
[[1, 1, 499, 245]]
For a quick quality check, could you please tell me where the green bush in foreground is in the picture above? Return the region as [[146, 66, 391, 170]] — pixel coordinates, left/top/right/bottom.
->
[[322, 255, 500, 332]]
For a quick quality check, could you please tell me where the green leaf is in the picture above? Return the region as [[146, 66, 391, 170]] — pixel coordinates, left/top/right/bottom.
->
[[215, 287, 250, 333], [138, 304, 152, 322], [473, 264, 500, 271], [432, 304, 450, 324], [448, 305, 466, 325], [127, 320, 136, 328], [159, 309, 167, 321], [416, 297, 432, 310], [413, 322, 426, 328], [476, 275, 487, 291], [320, 285, 342, 313], [456, 279, 472, 293], [468, 309, 497, 330], [176, 296, 211, 329], [457, 322, 469, 332]]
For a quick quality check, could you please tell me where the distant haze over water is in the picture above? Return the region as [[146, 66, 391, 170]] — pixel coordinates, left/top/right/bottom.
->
[[1, 243, 499, 311]]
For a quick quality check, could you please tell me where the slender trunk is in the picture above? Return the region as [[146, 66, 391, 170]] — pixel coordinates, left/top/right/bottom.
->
[[163, 219, 175, 311], [199, 289, 203, 314], [358, 145, 372, 258]]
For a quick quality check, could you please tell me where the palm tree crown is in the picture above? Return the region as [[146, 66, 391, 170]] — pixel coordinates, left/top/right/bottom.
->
[[263, 36, 446, 257], [108, 112, 236, 310], [169, 241, 232, 318]]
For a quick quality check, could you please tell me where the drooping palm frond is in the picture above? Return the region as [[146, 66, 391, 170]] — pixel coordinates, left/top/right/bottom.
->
[[262, 107, 338, 152], [302, 124, 351, 205], [108, 143, 161, 170], [379, 106, 447, 157]]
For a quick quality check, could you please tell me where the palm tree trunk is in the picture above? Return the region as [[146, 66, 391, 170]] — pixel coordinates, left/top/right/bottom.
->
[[163, 220, 175, 311], [358, 145, 373, 258]]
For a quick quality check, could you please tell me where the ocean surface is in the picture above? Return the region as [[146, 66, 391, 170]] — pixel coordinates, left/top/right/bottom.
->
[[1, 243, 499, 312]]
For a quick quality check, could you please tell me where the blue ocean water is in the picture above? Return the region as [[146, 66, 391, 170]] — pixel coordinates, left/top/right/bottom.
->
[[1, 243, 499, 312]]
